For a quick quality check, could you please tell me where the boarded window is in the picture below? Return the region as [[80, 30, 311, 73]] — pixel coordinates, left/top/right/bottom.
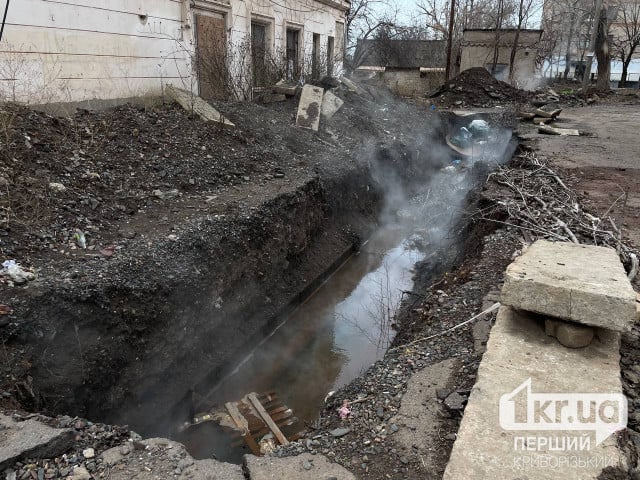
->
[[335, 22, 344, 60], [195, 14, 227, 100]]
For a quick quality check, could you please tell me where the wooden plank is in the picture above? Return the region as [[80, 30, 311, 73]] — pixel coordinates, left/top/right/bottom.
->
[[225, 402, 261, 455], [248, 393, 289, 446]]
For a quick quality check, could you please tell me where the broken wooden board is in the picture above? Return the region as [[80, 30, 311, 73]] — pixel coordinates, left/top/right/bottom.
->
[[248, 393, 289, 446], [538, 125, 580, 136], [533, 107, 562, 119], [516, 112, 536, 120], [533, 117, 553, 124], [165, 85, 235, 127], [296, 84, 324, 131]]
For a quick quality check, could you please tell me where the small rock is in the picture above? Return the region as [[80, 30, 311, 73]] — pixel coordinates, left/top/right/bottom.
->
[[329, 427, 351, 438], [83, 447, 95, 458], [302, 459, 313, 470], [399, 456, 409, 464], [444, 392, 467, 411], [49, 182, 66, 193], [545, 318, 594, 348], [69, 466, 91, 480], [435, 388, 450, 400]]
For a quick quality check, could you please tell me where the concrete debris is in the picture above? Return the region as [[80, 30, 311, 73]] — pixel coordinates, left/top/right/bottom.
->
[[296, 84, 324, 131], [272, 80, 298, 96], [329, 427, 351, 437], [538, 125, 580, 136], [444, 306, 624, 480], [501, 240, 637, 332], [443, 391, 467, 412], [244, 453, 355, 480], [82, 447, 95, 458], [321, 90, 344, 120], [68, 466, 92, 480], [165, 85, 235, 127], [544, 318, 595, 348], [339, 77, 359, 93], [0, 414, 74, 470]]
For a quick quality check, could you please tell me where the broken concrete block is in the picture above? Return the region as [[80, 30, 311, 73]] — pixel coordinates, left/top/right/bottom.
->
[[0, 414, 74, 470], [538, 125, 580, 136], [501, 240, 637, 332], [244, 453, 355, 480], [321, 90, 344, 120], [444, 306, 624, 480], [545, 318, 595, 348], [262, 92, 287, 103], [339, 76, 360, 93], [296, 84, 324, 131], [273, 80, 298, 96], [165, 85, 235, 127]]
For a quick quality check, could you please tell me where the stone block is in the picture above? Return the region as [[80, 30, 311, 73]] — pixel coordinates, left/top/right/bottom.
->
[[545, 318, 595, 348], [273, 81, 298, 96], [165, 85, 235, 127], [0, 414, 74, 470], [244, 453, 355, 480], [501, 240, 637, 332], [321, 90, 344, 120], [296, 85, 324, 131]]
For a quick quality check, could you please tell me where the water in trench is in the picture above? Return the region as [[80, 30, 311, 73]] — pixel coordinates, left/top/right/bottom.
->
[[176, 125, 514, 462]]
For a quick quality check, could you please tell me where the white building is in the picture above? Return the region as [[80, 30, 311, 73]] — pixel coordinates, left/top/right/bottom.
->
[[0, 0, 347, 105]]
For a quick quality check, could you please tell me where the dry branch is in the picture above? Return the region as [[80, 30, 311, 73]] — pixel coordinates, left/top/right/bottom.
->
[[483, 151, 639, 276]]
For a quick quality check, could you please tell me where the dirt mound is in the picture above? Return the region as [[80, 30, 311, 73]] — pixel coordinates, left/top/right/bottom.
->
[[429, 67, 531, 107]]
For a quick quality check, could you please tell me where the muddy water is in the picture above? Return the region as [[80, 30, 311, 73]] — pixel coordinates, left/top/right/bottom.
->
[[201, 225, 423, 423]]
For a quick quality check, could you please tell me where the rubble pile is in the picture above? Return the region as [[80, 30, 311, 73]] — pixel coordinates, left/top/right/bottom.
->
[[428, 67, 530, 107]]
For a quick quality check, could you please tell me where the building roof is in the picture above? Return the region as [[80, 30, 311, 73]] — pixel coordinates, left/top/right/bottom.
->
[[355, 39, 446, 69]]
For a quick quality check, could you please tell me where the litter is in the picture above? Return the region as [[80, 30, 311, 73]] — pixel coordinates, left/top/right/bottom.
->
[[2, 260, 36, 284]]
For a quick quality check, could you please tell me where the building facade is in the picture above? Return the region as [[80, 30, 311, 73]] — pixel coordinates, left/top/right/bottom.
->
[[459, 29, 543, 85], [0, 0, 347, 105]]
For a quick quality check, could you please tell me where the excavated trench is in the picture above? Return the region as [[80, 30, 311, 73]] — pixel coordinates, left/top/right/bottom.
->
[[7, 111, 516, 463]]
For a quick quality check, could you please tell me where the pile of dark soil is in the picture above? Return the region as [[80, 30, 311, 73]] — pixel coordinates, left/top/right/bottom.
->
[[429, 67, 531, 107]]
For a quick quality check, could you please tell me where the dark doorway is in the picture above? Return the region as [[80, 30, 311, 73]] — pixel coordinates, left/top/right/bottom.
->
[[327, 36, 335, 76], [312, 33, 321, 79], [251, 22, 267, 87], [195, 14, 227, 99], [286, 28, 299, 80]]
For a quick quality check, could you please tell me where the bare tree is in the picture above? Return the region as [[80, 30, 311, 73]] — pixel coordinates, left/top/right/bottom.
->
[[611, 1, 640, 86], [345, 0, 397, 70], [508, 0, 539, 82]]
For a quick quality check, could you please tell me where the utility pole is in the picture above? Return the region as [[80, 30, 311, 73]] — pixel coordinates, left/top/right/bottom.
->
[[445, 0, 456, 80], [582, 0, 604, 88], [0, 0, 10, 43]]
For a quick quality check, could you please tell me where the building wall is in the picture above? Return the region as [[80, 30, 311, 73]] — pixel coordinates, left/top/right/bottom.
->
[[460, 30, 541, 84], [0, 0, 346, 105], [380, 69, 444, 97]]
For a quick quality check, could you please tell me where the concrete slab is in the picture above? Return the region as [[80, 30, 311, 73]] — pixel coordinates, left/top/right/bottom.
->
[[296, 85, 324, 131], [244, 453, 355, 480], [500, 240, 637, 332], [390, 358, 458, 477], [321, 90, 344, 120], [165, 85, 235, 127], [444, 306, 625, 480], [0, 414, 74, 470]]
